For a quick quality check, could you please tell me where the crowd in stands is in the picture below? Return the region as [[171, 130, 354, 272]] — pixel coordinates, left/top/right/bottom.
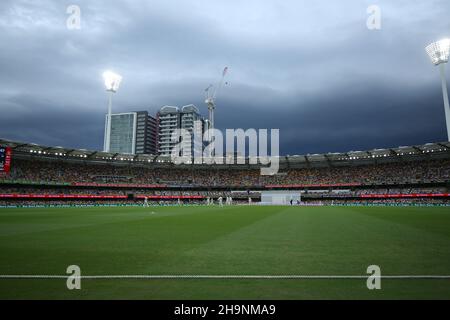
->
[[1, 187, 448, 197], [1, 157, 449, 207], [3, 158, 450, 186], [304, 187, 448, 198], [0, 187, 261, 198], [0, 200, 136, 207], [354, 187, 447, 195]]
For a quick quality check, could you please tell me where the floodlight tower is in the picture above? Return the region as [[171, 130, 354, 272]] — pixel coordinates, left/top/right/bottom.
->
[[102, 71, 122, 152], [426, 38, 450, 141]]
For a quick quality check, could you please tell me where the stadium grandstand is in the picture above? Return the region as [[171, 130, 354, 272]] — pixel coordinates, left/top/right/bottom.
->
[[1, 138, 449, 207]]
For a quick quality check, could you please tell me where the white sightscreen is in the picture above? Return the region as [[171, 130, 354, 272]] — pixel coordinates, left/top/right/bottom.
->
[[260, 190, 301, 205]]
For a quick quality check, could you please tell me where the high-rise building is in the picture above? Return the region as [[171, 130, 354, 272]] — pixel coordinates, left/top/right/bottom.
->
[[135, 111, 158, 155], [104, 111, 158, 155], [181, 105, 205, 158], [157, 106, 180, 156], [157, 104, 206, 156]]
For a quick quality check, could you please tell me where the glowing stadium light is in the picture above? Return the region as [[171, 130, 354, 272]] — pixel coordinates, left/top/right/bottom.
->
[[102, 70, 122, 152], [426, 39, 450, 141], [426, 39, 450, 66], [102, 71, 122, 92]]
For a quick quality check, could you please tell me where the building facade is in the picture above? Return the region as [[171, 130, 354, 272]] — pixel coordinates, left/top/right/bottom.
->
[[104, 111, 158, 155], [157, 106, 180, 156], [157, 105, 206, 156], [135, 111, 158, 155]]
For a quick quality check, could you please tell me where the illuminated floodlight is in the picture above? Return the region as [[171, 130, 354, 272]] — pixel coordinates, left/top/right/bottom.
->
[[426, 39, 450, 65], [426, 39, 450, 141], [102, 70, 122, 152], [102, 71, 122, 92]]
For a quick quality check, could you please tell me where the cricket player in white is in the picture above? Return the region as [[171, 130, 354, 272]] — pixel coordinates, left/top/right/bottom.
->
[[218, 196, 223, 207], [144, 197, 149, 207]]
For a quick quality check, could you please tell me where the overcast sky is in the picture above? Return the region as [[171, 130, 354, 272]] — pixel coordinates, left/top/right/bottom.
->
[[0, 0, 449, 155]]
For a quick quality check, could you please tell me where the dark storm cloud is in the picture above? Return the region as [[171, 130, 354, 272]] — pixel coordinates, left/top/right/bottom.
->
[[0, 0, 449, 154]]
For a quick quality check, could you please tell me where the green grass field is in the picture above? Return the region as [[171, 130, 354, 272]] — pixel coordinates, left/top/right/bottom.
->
[[1, 205, 450, 299]]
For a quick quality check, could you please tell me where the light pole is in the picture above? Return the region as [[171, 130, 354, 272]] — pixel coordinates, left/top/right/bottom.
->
[[102, 71, 122, 152], [426, 38, 450, 141]]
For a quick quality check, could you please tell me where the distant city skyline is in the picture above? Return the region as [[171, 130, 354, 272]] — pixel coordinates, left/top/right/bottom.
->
[[0, 0, 450, 155]]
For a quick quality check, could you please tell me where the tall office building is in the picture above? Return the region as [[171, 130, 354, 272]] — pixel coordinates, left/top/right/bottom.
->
[[181, 105, 205, 158], [104, 111, 158, 155], [157, 106, 180, 156], [157, 104, 206, 156]]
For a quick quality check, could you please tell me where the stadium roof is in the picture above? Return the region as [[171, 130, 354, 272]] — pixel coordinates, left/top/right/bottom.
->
[[1, 138, 450, 168]]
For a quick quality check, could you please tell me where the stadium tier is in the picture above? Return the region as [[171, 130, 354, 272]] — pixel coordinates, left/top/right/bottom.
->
[[0, 138, 450, 207]]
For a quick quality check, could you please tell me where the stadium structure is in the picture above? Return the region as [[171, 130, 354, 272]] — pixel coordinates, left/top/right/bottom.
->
[[1, 1, 450, 303], [1, 137, 449, 207], [1, 136, 450, 300]]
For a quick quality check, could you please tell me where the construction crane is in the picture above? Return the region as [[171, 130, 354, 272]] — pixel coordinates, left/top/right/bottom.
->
[[205, 67, 228, 131]]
